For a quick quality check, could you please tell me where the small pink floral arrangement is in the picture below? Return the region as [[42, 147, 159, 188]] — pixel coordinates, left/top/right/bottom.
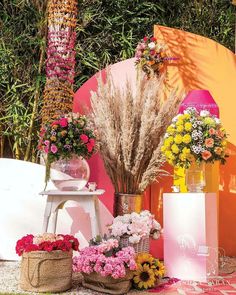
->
[[16, 233, 79, 256], [109, 211, 162, 244], [73, 238, 137, 279]]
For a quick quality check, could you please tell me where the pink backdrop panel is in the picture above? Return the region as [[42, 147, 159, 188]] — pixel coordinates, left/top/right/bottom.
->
[[73, 59, 163, 259]]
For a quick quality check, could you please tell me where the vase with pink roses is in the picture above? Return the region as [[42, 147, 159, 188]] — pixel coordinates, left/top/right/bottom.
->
[[38, 112, 96, 190]]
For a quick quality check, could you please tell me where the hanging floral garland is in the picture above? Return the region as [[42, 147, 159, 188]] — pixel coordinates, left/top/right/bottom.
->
[[41, 0, 78, 124]]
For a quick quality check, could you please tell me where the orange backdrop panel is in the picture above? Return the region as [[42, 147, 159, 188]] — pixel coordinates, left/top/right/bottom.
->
[[149, 25, 236, 256]]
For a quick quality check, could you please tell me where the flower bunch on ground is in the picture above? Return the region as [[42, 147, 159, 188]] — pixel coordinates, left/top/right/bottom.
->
[[109, 210, 162, 244], [73, 238, 137, 279], [38, 112, 96, 164], [135, 36, 173, 77], [161, 107, 228, 168], [133, 253, 165, 290], [16, 233, 79, 256]]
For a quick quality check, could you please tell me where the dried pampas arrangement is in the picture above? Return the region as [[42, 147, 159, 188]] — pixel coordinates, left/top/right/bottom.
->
[[91, 71, 183, 194]]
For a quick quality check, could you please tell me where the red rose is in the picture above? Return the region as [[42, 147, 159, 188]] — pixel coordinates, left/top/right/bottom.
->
[[143, 36, 148, 42], [150, 50, 156, 55], [150, 37, 157, 42]]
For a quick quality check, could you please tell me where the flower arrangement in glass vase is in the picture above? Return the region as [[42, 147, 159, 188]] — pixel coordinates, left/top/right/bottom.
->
[[109, 210, 162, 253], [38, 112, 96, 190], [133, 253, 165, 290], [135, 36, 175, 78], [73, 238, 136, 294], [162, 107, 228, 192]]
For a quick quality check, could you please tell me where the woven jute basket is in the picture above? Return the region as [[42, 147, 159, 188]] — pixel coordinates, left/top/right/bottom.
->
[[82, 270, 134, 295], [120, 235, 150, 254], [20, 250, 72, 293]]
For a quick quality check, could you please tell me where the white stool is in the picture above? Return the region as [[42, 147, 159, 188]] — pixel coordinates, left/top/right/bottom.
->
[[40, 189, 105, 238]]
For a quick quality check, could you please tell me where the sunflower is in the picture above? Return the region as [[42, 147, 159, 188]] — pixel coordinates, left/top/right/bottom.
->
[[136, 253, 154, 267], [133, 263, 156, 289], [153, 259, 165, 278]]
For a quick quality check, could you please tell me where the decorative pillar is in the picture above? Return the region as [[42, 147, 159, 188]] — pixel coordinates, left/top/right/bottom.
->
[[41, 0, 78, 124]]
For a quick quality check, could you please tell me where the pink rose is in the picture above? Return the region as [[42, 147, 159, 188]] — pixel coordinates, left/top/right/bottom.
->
[[80, 134, 88, 143], [59, 118, 68, 127], [205, 138, 214, 148], [209, 128, 215, 135], [50, 144, 58, 154]]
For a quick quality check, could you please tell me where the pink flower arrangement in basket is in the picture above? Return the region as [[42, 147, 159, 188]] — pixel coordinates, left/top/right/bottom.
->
[[109, 210, 162, 244], [73, 238, 137, 279], [16, 233, 79, 256]]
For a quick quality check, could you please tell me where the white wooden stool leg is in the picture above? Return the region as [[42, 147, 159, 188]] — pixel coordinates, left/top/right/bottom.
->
[[51, 210, 59, 234], [42, 196, 53, 233], [94, 196, 102, 235]]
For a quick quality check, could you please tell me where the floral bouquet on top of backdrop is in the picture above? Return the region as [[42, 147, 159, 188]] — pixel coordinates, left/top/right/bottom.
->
[[16, 233, 79, 256], [133, 253, 165, 290], [38, 112, 96, 184], [109, 211, 162, 244], [135, 36, 175, 78], [161, 107, 228, 168]]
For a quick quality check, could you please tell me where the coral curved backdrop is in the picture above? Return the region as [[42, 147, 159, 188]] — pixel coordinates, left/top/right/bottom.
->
[[73, 25, 236, 256]]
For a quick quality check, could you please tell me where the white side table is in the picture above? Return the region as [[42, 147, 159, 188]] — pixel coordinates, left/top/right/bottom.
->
[[40, 189, 105, 238]]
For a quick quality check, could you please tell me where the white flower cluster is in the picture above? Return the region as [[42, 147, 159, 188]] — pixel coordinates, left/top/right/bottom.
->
[[109, 210, 162, 244]]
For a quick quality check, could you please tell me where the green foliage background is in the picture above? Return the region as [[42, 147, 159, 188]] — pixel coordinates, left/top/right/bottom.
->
[[0, 0, 235, 160]]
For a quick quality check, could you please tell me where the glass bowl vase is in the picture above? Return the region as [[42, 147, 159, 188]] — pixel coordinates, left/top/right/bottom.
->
[[50, 155, 90, 191]]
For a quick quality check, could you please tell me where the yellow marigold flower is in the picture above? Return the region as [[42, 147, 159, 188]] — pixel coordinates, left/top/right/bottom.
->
[[50, 136, 56, 142], [161, 146, 166, 152], [184, 122, 192, 132], [177, 125, 184, 132], [176, 120, 183, 126], [183, 134, 191, 144], [165, 151, 175, 160], [164, 136, 174, 147], [171, 144, 179, 154], [167, 126, 175, 134], [174, 134, 183, 144], [183, 147, 191, 155], [179, 153, 186, 161], [183, 113, 191, 120]]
